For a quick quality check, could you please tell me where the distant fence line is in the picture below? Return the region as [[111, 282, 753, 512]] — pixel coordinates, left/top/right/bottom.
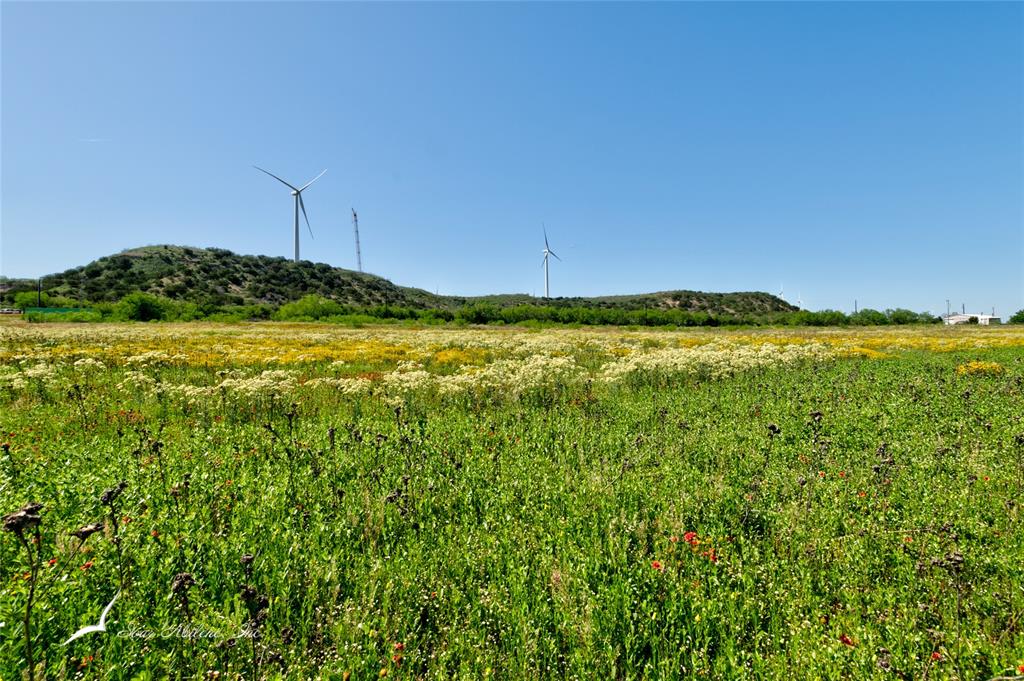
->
[[24, 307, 91, 314]]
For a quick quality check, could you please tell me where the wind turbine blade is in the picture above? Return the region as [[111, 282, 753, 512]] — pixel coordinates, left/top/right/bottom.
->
[[298, 168, 327, 192], [299, 194, 314, 239], [253, 166, 298, 191], [543, 224, 549, 250], [549, 250, 562, 261]]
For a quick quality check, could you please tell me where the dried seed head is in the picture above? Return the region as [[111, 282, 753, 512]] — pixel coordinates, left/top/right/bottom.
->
[[171, 572, 195, 595], [767, 424, 781, 436], [943, 551, 964, 571], [3, 503, 42, 535], [71, 522, 105, 540], [100, 481, 127, 506], [240, 584, 258, 603]]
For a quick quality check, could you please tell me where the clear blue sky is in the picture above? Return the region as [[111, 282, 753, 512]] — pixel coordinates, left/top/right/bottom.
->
[[2, 1, 1021, 315]]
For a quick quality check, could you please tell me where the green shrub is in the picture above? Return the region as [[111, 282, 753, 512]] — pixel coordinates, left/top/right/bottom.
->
[[273, 295, 345, 321], [114, 292, 170, 321]]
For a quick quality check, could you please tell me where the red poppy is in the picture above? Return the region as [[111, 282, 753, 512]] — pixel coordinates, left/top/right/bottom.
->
[[151, 530, 160, 538], [394, 642, 404, 651], [931, 652, 941, 661], [48, 557, 58, 567], [683, 531, 699, 546], [1018, 665, 1024, 674], [838, 471, 846, 478], [704, 548, 719, 563], [79, 561, 93, 571], [651, 560, 664, 572], [839, 634, 855, 647]]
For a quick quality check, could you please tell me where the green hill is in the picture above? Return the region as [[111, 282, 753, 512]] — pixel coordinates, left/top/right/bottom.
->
[[2, 245, 797, 314], [17, 245, 442, 308]]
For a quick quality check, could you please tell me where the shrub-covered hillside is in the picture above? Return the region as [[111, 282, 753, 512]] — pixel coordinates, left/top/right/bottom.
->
[[1, 245, 798, 315]]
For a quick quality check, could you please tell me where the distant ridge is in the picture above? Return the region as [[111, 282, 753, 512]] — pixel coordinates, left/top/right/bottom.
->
[[4, 245, 798, 314]]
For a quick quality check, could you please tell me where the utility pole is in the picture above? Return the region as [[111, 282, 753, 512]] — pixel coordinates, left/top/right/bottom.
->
[[351, 208, 363, 273], [854, 299, 858, 314], [946, 300, 950, 317]]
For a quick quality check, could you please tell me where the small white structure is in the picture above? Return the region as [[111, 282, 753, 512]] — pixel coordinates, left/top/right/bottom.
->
[[943, 313, 1001, 326]]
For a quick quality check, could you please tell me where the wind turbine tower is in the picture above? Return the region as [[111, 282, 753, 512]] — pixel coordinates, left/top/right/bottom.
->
[[351, 208, 363, 272], [541, 225, 562, 298], [254, 166, 327, 263]]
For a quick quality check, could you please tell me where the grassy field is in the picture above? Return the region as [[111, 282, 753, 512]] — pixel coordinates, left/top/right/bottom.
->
[[1, 322, 1023, 679]]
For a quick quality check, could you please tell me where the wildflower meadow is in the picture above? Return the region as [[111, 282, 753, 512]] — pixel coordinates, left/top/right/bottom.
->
[[1, 322, 1023, 679]]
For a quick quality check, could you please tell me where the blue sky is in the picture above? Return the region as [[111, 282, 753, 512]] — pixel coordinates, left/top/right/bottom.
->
[[2, 1, 1021, 315]]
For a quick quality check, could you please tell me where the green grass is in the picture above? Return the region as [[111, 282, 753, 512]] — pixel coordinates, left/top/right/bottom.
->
[[2, 348, 1023, 679]]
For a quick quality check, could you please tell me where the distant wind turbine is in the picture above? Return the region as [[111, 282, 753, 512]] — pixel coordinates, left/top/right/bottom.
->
[[254, 166, 327, 263], [63, 591, 120, 645], [778, 284, 785, 300], [541, 224, 562, 298], [796, 291, 803, 309], [351, 208, 363, 272]]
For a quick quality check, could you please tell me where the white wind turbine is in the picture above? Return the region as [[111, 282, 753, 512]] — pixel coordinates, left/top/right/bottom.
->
[[63, 591, 120, 645], [254, 166, 327, 263], [541, 225, 562, 298]]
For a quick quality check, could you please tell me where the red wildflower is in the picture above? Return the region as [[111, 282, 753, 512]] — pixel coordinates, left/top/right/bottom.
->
[[839, 471, 846, 478], [669, 535, 679, 543], [151, 529, 160, 538], [683, 531, 699, 546], [931, 652, 942, 661], [1018, 665, 1024, 674], [121, 516, 132, 524], [392, 654, 402, 665], [858, 491, 867, 498], [47, 557, 58, 567], [839, 634, 855, 647], [393, 642, 404, 651], [651, 560, 664, 572], [702, 548, 719, 563], [79, 560, 93, 571], [818, 470, 826, 478]]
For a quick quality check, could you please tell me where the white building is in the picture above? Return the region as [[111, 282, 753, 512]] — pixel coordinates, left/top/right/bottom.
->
[[943, 313, 1000, 325]]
